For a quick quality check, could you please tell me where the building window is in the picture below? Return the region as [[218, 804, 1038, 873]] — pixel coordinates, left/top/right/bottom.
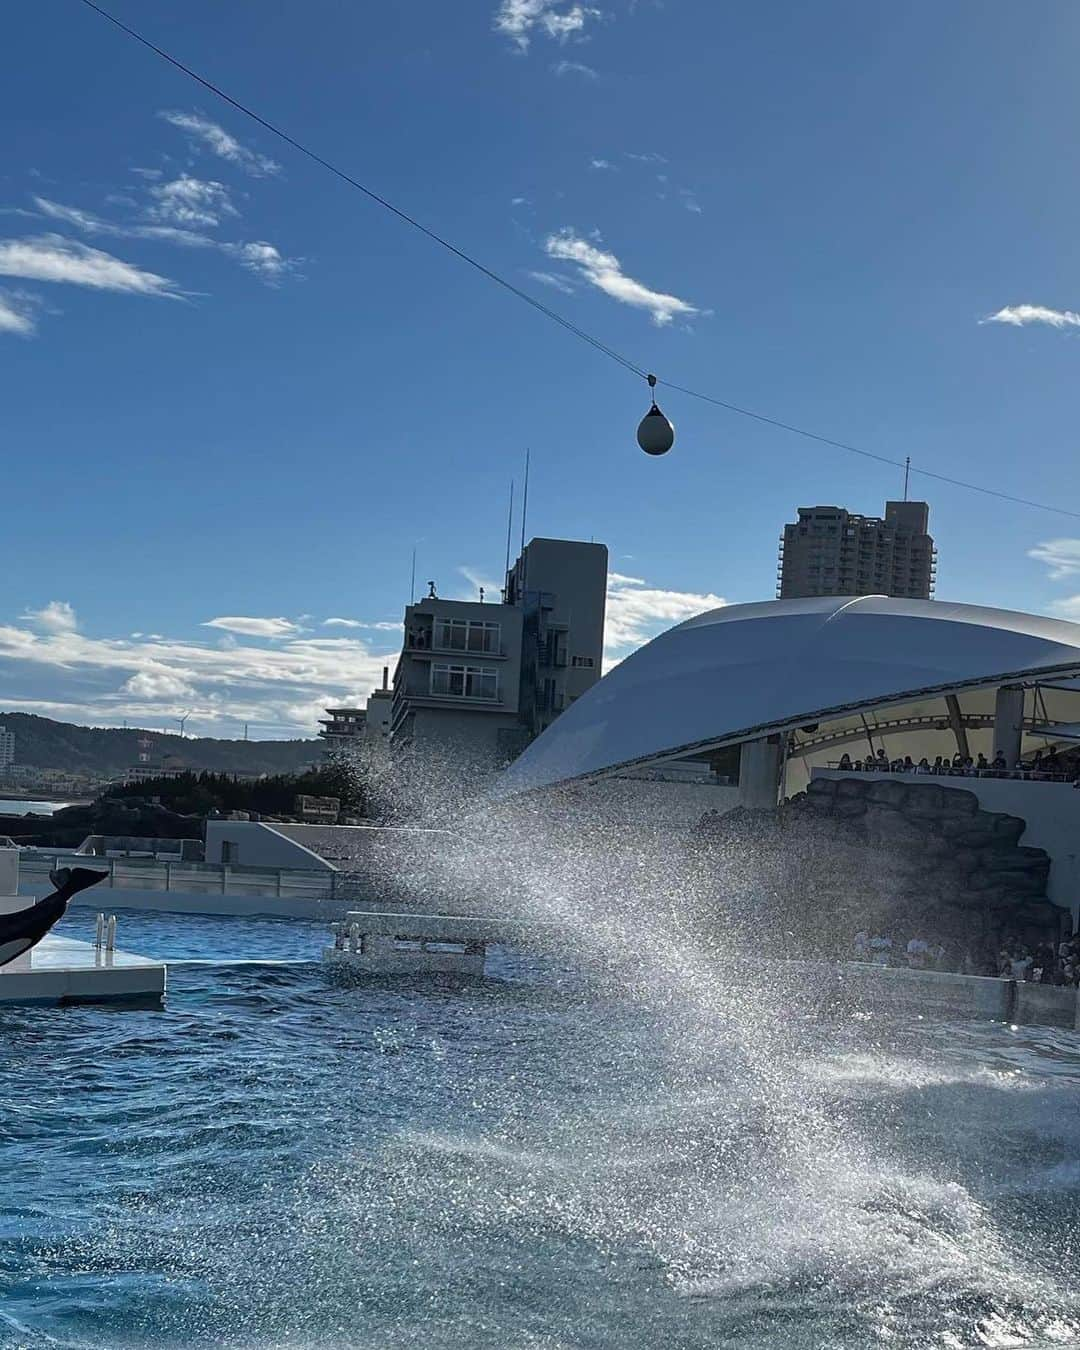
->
[[571, 655, 595, 668], [430, 663, 498, 700], [433, 619, 501, 653]]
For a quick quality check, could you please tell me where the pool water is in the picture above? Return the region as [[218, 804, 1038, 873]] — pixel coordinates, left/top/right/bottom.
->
[[2, 911, 1080, 1349]]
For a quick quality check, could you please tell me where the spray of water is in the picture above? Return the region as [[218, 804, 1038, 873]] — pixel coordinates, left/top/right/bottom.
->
[[317, 755, 1080, 1348]]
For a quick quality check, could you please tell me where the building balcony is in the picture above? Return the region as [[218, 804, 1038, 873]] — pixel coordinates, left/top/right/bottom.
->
[[405, 640, 508, 660]]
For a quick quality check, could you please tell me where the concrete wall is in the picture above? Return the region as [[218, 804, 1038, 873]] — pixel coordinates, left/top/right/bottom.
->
[[205, 821, 338, 870], [203, 821, 481, 913], [835, 961, 1014, 1021], [1014, 981, 1078, 1028], [816, 770, 1080, 921], [0, 847, 17, 898], [410, 706, 522, 758]]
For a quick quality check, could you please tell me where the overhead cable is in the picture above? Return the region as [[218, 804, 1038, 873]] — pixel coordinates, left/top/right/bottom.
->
[[73, 0, 1080, 521]]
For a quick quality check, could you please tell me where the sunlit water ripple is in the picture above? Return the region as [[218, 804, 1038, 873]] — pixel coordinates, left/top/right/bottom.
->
[[1, 911, 1079, 1349]]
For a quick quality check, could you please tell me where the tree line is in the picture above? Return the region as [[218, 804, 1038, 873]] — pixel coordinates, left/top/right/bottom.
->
[[106, 764, 364, 817]]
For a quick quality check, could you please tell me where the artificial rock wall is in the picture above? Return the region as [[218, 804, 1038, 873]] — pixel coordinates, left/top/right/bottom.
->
[[696, 775, 1059, 956]]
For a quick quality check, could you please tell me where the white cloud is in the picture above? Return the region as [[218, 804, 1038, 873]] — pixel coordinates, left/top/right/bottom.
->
[[23, 600, 78, 633], [159, 110, 280, 177], [148, 175, 237, 228], [544, 228, 699, 326], [0, 610, 400, 737], [590, 157, 614, 169], [323, 617, 363, 628], [0, 234, 181, 297], [31, 198, 108, 234], [0, 289, 38, 336], [203, 621, 306, 642], [123, 668, 195, 700], [554, 60, 599, 78], [202, 616, 302, 638], [1029, 539, 1080, 581], [982, 304, 1080, 329], [679, 188, 702, 214], [494, 0, 601, 51], [624, 151, 668, 164], [453, 566, 503, 601], [230, 240, 291, 281], [527, 269, 576, 294], [604, 572, 724, 657], [1048, 596, 1080, 621], [30, 197, 296, 287]]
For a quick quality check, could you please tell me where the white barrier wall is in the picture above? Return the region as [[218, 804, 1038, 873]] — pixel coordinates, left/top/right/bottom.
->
[[0, 847, 18, 898], [815, 771, 1080, 922], [205, 821, 339, 870]]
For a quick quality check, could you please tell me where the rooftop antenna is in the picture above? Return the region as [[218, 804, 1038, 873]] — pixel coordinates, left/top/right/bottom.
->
[[903, 456, 911, 501], [503, 480, 515, 594], [520, 448, 530, 555]]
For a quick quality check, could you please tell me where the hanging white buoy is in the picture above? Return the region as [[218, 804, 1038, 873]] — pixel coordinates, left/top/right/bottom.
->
[[637, 374, 675, 456]]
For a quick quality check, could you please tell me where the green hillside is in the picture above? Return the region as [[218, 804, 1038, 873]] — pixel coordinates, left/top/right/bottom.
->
[[0, 713, 321, 777]]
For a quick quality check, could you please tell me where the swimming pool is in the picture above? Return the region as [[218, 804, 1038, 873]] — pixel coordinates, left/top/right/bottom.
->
[[2, 910, 1079, 1348]]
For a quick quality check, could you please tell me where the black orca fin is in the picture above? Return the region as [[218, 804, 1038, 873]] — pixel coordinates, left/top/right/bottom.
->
[[47, 866, 108, 898]]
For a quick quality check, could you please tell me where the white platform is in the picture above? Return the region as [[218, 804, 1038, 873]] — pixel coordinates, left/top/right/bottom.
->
[[0, 935, 166, 1006], [324, 910, 554, 978]]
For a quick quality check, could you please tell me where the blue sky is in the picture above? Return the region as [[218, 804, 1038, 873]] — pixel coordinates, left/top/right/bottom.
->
[[4, 0, 1080, 738]]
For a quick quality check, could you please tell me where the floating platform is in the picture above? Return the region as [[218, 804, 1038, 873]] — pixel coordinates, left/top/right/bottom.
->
[[324, 910, 552, 978], [0, 935, 166, 1006]]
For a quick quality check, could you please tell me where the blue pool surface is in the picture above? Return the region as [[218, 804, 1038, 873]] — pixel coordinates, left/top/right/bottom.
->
[[2, 910, 1080, 1349]]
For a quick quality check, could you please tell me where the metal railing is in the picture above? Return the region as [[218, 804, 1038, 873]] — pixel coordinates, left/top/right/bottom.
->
[[17, 852, 341, 900], [823, 764, 1076, 784]]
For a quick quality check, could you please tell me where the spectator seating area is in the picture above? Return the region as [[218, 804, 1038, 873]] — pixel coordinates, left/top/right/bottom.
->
[[833, 746, 1074, 782]]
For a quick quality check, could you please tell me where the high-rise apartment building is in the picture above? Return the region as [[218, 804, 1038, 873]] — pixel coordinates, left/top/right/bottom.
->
[[777, 500, 936, 600], [0, 725, 13, 775]]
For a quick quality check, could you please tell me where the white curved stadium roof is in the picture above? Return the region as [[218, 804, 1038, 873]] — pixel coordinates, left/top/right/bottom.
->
[[501, 596, 1080, 794]]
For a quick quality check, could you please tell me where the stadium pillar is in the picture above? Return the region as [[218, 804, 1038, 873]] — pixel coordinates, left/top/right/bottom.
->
[[739, 735, 782, 810], [993, 685, 1025, 766]]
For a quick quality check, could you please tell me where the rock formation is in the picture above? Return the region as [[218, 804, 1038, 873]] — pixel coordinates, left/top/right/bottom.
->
[[693, 776, 1058, 961]]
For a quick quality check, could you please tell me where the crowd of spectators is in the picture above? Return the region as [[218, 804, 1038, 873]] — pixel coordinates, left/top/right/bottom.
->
[[853, 930, 949, 970], [836, 746, 1073, 781], [995, 934, 1080, 986], [851, 928, 1080, 983]]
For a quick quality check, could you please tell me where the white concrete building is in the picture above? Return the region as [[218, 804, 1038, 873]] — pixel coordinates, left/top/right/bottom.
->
[[504, 537, 607, 737], [364, 673, 393, 746], [388, 537, 607, 767], [318, 706, 366, 755], [392, 596, 526, 768], [0, 725, 14, 774], [320, 668, 395, 760]]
